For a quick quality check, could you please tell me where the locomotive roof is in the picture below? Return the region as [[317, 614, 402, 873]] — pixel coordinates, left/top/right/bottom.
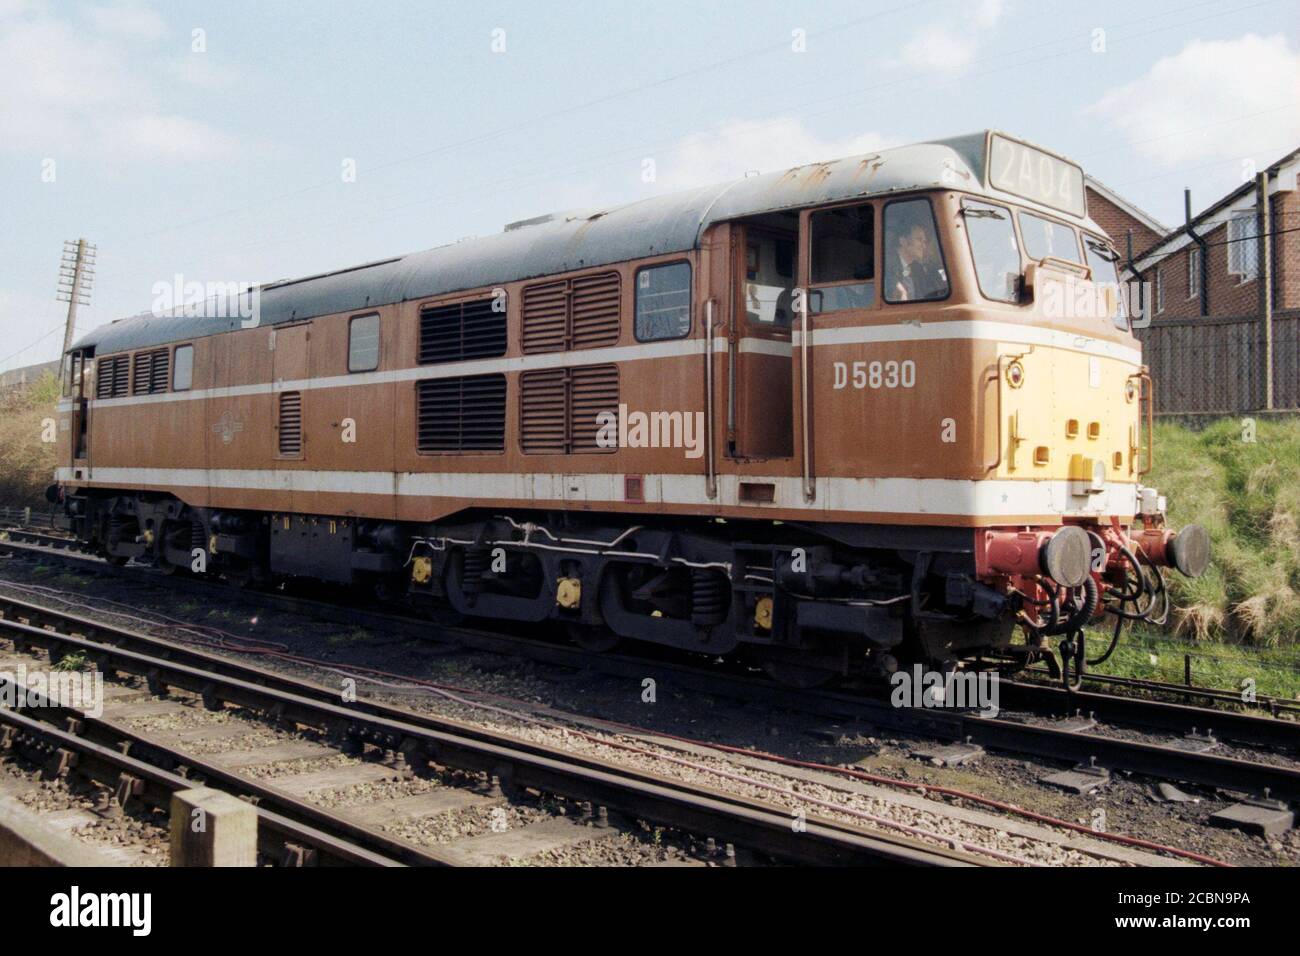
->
[[74, 130, 1102, 356]]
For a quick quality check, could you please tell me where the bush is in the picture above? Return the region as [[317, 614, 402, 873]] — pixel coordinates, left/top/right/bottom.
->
[[0, 371, 59, 508], [1150, 416, 1300, 647]]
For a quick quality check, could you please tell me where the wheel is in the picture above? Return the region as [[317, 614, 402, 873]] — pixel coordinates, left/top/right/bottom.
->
[[566, 622, 622, 653]]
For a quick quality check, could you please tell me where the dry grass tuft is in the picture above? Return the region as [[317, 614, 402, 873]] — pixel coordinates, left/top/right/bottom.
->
[[1152, 417, 1300, 646]]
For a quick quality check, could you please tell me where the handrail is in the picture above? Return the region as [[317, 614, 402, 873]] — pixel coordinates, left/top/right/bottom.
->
[[799, 291, 814, 502], [984, 360, 1005, 472], [704, 300, 717, 500]]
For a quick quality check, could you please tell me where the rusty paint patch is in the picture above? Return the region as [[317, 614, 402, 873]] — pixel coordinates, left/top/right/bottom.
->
[[854, 155, 885, 182]]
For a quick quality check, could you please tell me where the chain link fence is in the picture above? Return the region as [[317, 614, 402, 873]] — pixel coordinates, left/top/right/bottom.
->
[[1134, 311, 1299, 415]]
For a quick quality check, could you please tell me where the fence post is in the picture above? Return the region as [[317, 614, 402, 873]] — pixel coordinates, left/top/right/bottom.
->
[[1258, 172, 1274, 411]]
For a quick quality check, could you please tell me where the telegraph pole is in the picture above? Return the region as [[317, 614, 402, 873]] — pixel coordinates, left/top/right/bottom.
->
[[55, 238, 95, 385]]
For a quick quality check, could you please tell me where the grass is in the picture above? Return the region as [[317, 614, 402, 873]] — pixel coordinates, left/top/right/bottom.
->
[[52, 650, 90, 672], [0, 371, 59, 508], [1148, 416, 1300, 648], [1083, 623, 1300, 701]]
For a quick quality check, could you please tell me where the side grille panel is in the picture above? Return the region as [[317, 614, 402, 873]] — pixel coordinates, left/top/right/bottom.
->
[[519, 369, 568, 454], [131, 348, 170, 395], [419, 297, 506, 364], [96, 355, 130, 399], [521, 281, 568, 354], [278, 391, 303, 456], [522, 272, 621, 353], [519, 364, 618, 454], [570, 364, 619, 453], [570, 273, 621, 350], [149, 349, 169, 394], [132, 352, 152, 395], [417, 374, 506, 452]]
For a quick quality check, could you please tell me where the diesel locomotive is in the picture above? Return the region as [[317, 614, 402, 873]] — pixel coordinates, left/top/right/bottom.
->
[[51, 131, 1210, 685]]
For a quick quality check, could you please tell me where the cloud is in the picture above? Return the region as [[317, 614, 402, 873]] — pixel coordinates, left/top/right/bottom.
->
[[105, 114, 237, 161], [655, 118, 901, 191], [902, 28, 976, 72], [896, 0, 1007, 73], [0, 1, 240, 161], [1087, 33, 1300, 166], [0, 0, 43, 19]]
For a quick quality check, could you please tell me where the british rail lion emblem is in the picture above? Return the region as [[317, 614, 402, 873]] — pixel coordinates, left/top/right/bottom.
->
[[212, 410, 245, 445]]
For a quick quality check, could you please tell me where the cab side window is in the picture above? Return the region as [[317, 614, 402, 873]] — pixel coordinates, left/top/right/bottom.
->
[[634, 262, 691, 341], [883, 198, 949, 303], [808, 203, 875, 314]]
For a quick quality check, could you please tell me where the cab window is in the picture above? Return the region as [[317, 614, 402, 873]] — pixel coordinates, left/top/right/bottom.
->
[[1019, 212, 1081, 262], [634, 262, 692, 341], [962, 201, 1021, 303], [808, 203, 875, 314], [883, 198, 949, 303], [1085, 235, 1128, 331]]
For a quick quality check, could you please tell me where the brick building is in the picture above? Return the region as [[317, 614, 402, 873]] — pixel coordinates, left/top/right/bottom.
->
[[1127, 147, 1300, 322], [1084, 175, 1167, 261], [1109, 147, 1300, 414]]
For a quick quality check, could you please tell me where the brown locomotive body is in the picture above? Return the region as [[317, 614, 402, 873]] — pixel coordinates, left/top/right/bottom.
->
[[52, 131, 1208, 682]]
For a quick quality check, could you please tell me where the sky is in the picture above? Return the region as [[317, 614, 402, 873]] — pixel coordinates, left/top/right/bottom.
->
[[2, 0, 1298, 372]]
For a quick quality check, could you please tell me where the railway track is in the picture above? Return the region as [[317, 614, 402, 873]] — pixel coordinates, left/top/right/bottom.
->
[[4, 535, 1298, 815], [0, 592, 990, 867], [0, 528, 90, 553], [0, 507, 55, 531], [1018, 666, 1300, 720]]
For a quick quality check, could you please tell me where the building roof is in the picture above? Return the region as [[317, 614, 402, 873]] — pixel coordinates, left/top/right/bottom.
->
[[1083, 174, 1167, 236], [74, 130, 1103, 356], [1129, 144, 1300, 273]]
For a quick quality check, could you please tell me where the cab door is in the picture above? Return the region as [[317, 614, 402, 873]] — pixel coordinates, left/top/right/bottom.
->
[[728, 223, 796, 459], [67, 351, 89, 469]]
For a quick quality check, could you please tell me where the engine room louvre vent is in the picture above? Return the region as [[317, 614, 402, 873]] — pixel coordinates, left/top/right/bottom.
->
[[520, 363, 618, 454], [278, 391, 303, 456], [522, 272, 620, 354], [131, 348, 170, 395], [418, 297, 506, 365], [417, 374, 506, 452], [96, 355, 130, 399]]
